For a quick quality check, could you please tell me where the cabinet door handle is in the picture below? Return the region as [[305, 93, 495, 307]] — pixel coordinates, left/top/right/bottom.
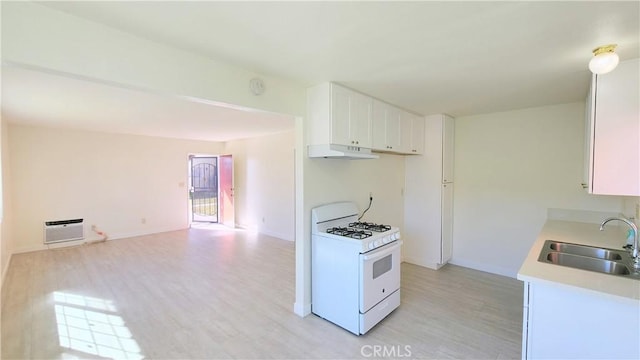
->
[[581, 183, 588, 189]]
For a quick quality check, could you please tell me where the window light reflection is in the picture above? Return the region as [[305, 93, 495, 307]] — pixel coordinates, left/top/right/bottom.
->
[[53, 291, 143, 359]]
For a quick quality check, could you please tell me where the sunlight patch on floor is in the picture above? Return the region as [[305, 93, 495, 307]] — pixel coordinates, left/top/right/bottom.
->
[[53, 292, 144, 359]]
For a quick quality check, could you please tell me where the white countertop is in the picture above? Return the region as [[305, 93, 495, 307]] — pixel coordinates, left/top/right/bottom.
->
[[517, 219, 640, 300]]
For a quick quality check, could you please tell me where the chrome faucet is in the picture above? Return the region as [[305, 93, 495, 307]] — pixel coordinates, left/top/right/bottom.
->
[[600, 217, 639, 268]]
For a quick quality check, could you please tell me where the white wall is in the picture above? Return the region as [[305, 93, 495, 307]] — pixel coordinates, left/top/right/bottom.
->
[[225, 130, 295, 241], [452, 102, 628, 277], [1, 118, 11, 282], [7, 124, 225, 253]]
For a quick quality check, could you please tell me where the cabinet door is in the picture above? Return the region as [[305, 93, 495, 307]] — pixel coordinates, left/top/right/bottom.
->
[[349, 91, 372, 148], [442, 115, 455, 183], [372, 99, 387, 151], [409, 115, 425, 154], [386, 106, 402, 151], [330, 84, 352, 146], [583, 79, 596, 191], [372, 101, 403, 152], [398, 111, 413, 153], [441, 183, 453, 264], [591, 59, 640, 196]]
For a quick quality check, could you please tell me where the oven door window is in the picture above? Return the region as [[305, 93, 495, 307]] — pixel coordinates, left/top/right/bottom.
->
[[373, 254, 392, 279], [360, 243, 401, 313]]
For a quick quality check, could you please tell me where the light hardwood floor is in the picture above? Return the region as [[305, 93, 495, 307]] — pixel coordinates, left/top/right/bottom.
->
[[2, 227, 523, 359]]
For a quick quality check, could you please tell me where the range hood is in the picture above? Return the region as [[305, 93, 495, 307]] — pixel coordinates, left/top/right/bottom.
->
[[308, 144, 379, 159]]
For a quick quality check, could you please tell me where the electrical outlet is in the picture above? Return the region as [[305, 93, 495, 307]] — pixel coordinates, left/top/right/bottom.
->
[[141, 218, 146, 224], [635, 202, 640, 222], [369, 192, 373, 199]]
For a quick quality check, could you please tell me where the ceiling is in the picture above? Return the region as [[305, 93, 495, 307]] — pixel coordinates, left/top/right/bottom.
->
[[3, 1, 639, 141], [1, 65, 295, 142]]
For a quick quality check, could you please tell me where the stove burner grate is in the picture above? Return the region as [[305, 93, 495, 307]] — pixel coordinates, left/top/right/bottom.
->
[[348, 222, 392, 232], [327, 227, 373, 239]]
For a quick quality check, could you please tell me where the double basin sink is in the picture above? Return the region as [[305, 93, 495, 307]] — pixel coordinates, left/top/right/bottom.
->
[[538, 240, 639, 280]]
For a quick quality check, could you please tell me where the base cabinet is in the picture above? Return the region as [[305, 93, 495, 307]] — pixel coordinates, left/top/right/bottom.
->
[[522, 281, 640, 359]]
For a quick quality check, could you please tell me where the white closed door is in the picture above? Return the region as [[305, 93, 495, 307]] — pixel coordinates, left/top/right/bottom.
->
[[441, 183, 453, 264], [359, 241, 402, 313]]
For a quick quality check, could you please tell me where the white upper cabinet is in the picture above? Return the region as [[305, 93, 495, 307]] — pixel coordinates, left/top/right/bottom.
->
[[329, 83, 352, 146], [584, 58, 639, 196], [308, 82, 425, 155], [308, 82, 373, 148], [399, 112, 413, 153], [442, 115, 454, 183], [372, 99, 402, 152], [408, 114, 425, 155], [373, 100, 425, 155], [347, 90, 373, 148]]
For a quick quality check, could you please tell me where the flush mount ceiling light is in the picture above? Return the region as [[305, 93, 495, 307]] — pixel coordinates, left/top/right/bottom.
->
[[589, 44, 619, 75]]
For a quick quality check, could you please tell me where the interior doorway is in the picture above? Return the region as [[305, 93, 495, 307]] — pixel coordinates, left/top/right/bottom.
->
[[189, 156, 218, 223]]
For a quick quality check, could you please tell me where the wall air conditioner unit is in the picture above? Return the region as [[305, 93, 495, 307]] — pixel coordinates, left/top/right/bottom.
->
[[44, 219, 84, 244]]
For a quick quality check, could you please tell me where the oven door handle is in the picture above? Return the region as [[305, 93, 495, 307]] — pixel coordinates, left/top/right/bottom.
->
[[362, 241, 402, 261]]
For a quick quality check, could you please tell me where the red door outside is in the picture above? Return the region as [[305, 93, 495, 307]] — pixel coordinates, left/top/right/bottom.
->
[[219, 154, 235, 227]]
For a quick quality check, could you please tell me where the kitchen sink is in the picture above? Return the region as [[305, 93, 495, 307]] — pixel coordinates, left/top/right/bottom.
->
[[548, 241, 623, 261], [538, 240, 639, 280], [544, 252, 630, 275]]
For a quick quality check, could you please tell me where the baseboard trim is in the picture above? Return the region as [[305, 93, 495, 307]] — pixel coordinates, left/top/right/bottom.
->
[[1, 252, 13, 288], [11, 227, 187, 255], [260, 229, 294, 242], [448, 258, 516, 278], [402, 257, 441, 270], [235, 223, 294, 242], [293, 301, 311, 317]]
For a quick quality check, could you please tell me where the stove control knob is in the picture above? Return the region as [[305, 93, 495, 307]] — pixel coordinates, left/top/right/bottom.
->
[[374, 240, 382, 247], [392, 232, 400, 240], [383, 236, 391, 243], [368, 242, 375, 250]]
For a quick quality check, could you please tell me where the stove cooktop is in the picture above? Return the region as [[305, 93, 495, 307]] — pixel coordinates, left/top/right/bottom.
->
[[326, 222, 393, 240], [326, 227, 373, 239], [348, 222, 392, 232]]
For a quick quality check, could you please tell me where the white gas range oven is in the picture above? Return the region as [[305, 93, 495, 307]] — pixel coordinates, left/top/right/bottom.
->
[[311, 201, 402, 335]]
